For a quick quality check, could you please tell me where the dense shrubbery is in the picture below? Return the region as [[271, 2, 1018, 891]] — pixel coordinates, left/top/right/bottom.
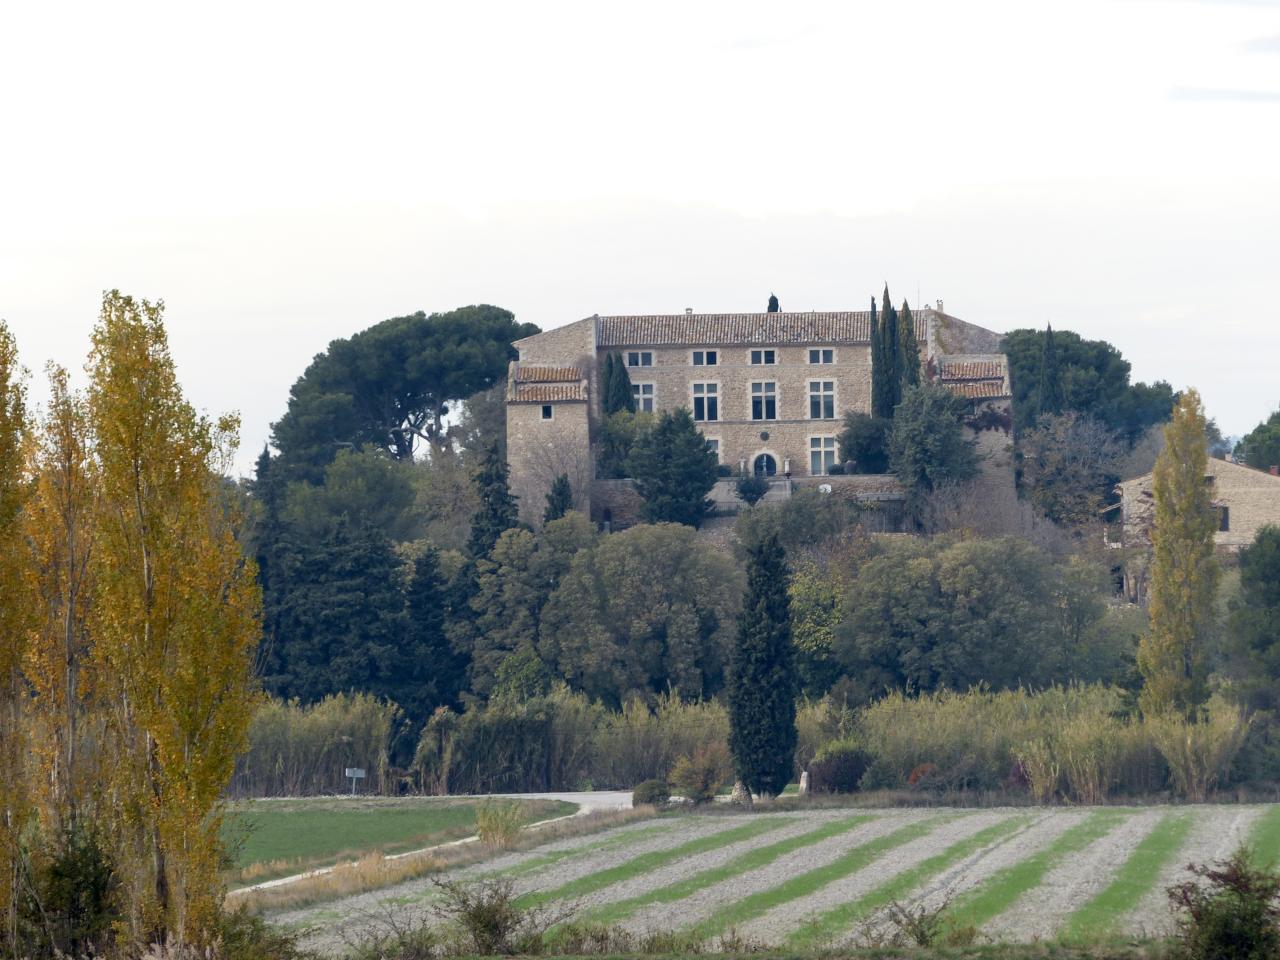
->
[[807, 739, 869, 793], [230, 694, 402, 797], [631, 780, 670, 806], [414, 689, 730, 794]]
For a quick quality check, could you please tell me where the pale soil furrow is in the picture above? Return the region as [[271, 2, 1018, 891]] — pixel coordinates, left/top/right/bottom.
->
[[557, 811, 855, 915], [286, 815, 734, 954], [618, 812, 932, 935], [866, 809, 1083, 934], [984, 808, 1162, 942], [1127, 805, 1264, 939], [733, 810, 1014, 945]]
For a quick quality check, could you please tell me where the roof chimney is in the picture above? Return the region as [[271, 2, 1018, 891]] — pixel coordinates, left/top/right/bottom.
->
[[685, 307, 693, 315], [935, 299, 944, 313]]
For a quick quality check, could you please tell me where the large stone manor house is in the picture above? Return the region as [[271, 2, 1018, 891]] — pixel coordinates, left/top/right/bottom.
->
[[505, 301, 1012, 526]]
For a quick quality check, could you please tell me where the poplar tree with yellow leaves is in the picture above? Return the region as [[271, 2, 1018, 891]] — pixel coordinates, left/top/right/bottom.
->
[[85, 292, 262, 946], [0, 320, 32, 955], [1137, 388, 1219, 718]]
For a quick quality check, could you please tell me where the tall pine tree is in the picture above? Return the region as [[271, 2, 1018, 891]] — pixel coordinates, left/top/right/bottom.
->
[[403, 547, 466, 728], [467, 441, 519, 558], [1138, 389, 1219, 717], [882, 285, 901, 412], [899, 299, 921, 392], [1037, 324, 1063, 418], [544, 473, 573, 523], [870, 297, 892, 419], [728, 534, 798, 797], [601, 352, 636, 416]]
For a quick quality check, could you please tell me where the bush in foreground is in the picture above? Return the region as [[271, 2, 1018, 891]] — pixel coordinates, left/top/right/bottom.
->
[[631, 779, 670, 807], [1170, 847, 1280, 960]]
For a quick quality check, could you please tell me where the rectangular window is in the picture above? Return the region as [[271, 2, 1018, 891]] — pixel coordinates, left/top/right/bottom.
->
[[627, 351, 653, 368], [632, 382, 655, 413], [705, 437, 720, 462], [1220, 506, 1230, 532], [692, 382, 719, 422], [809, 380, 835, 419], [751, 382, 777, 421], [540, 404, 553, 420], [692, 350, 718, 366], [749, 349, 777, 365], [810, 436, 837, 475], [808, 348, 835, 364]]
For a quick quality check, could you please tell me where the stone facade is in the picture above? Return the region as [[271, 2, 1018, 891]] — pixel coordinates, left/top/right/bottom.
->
[[1114, 457, 1280, 600], [507, 306, 1011, 526]]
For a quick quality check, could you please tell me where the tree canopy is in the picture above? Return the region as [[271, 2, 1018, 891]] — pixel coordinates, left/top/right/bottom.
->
[[1004, 327, 1175, 440], [1236, 409, 1280, 472], [888, 383, 978, 521], [834, 537, 1120, 702], [629, 408, 718, 528], [271, 305, 537, 483]]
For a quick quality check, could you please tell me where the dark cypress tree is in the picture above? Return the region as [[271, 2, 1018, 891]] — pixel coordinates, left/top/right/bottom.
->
[[602, 351, 636, 415], [467, 442, 519, 558], [882, 285, 901, 412], [899, 299, 921, 392], [767, 293, 780, 313], [401, 546, 466, 740], [544, 473, 573, 524], [728, 534, 798, 797], [1037, 323, 1063, 418], [870, 297, 889, 419]]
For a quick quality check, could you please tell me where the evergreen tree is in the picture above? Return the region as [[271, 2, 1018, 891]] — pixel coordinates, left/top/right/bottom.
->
[[544, 473, 573, 523], [404, 547, 466, 725], [1138, 390, 1219, 718], [628, 408, 718, 528], [265, 519, 409, 705], [882, 285, 901, 411], [1229, 525, 1280, 710], [601, 352, 636, 416], [767, 293, 780, 313], [889, 383, 980, 525], [870, 297, 892, 419], [467, 441, 519, 558], [899, 299, 921, 392], [728, 534, 798, 797], [1036, 323, 1064, 418]]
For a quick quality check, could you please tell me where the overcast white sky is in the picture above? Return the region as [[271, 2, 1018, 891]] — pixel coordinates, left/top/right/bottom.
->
[[2, 0, 1278, 475]]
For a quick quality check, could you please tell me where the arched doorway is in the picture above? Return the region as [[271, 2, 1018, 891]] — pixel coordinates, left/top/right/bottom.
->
[[753, 453, 777, 478]]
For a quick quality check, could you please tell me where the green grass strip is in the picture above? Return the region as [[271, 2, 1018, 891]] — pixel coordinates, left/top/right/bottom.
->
[[787, 815, 1030, 948], [1059, 810, 1194, 942], [514, 817, 794, 909], [686, 814, 957, 942], [1248, 805, 1280, 869], [945, 809, 1133, 932], [577, 814, 877, 926], [489, 822, 678, 881]]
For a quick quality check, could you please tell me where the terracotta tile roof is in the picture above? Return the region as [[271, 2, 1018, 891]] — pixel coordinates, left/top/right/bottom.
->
[[513, 365, 581, 383], [938, 354, 1010, 400], [939, 358, 1005, 381], [510, 382, 587, 403], [944, 380, 1009, 399], [596, 311, 925, 347]]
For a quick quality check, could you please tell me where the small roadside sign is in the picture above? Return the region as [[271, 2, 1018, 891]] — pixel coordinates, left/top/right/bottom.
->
[[345, 767, 366, 794]]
